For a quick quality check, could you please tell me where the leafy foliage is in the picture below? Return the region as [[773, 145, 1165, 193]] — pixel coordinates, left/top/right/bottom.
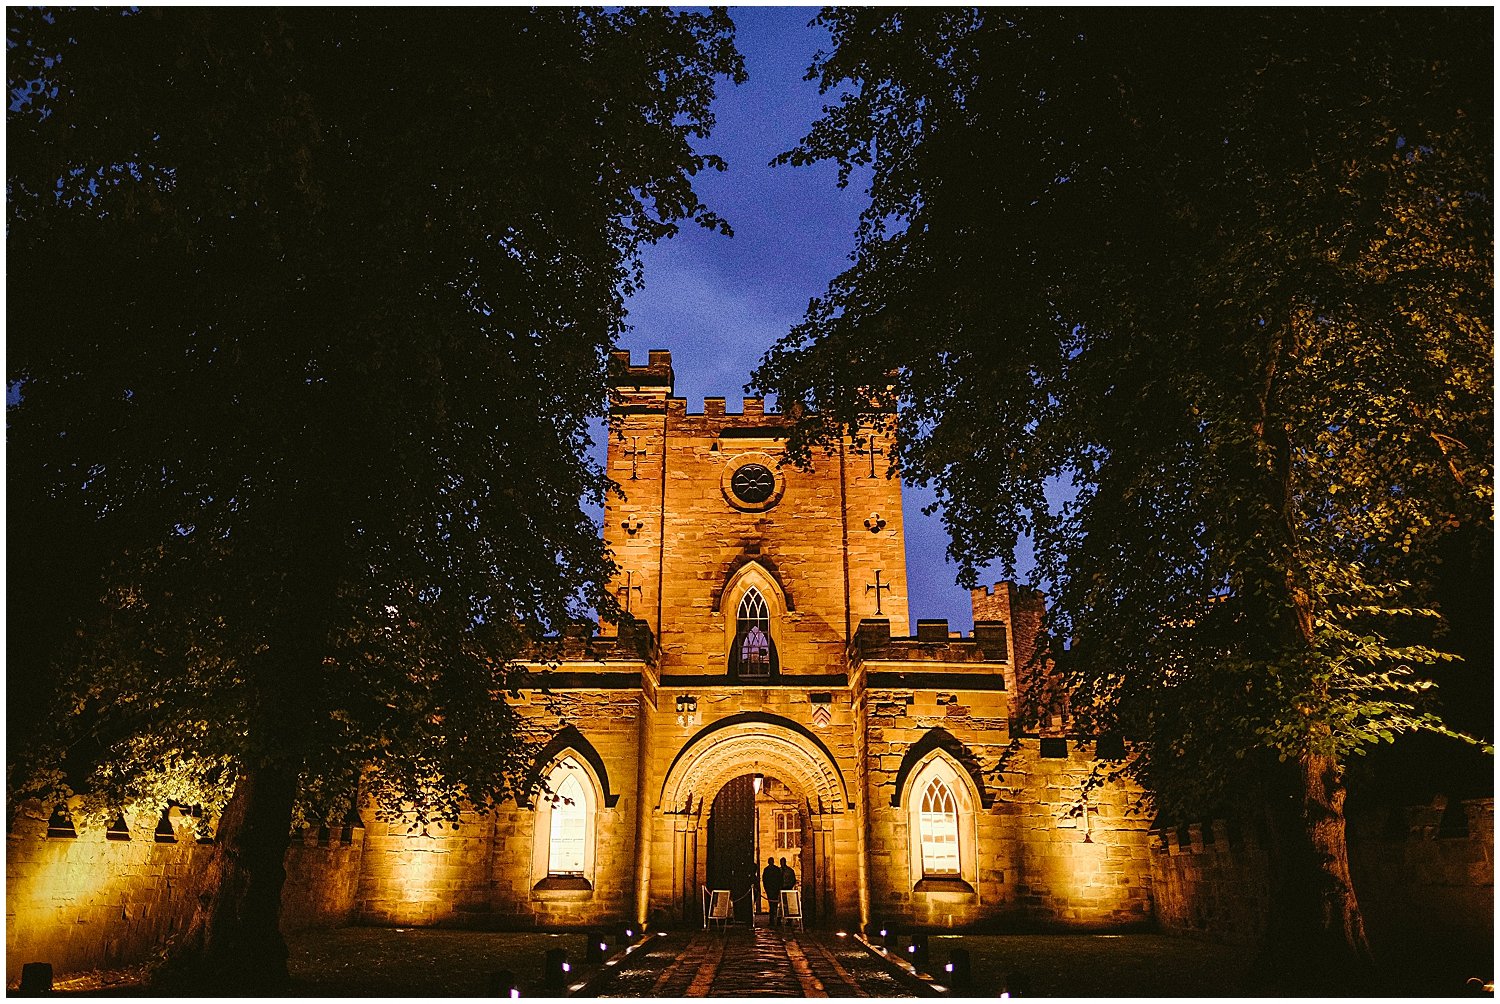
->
[[8, 8, 745, 830], [754, 9, 1491, 819]]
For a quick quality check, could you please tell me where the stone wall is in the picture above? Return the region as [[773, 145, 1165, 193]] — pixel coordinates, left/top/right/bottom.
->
[[862, 689, 1154, 931], [1350, 798, 1493, 962], [1148, 798, 1494, 956], [354, 806, 493, 927], [970, 582, 1044, 699], [1147, 821, 1269, 944], [1002, 743, 1154, 929], [281, 830, 365, 932], [6, 802, 364, 983], [351, 689, 645, 930]]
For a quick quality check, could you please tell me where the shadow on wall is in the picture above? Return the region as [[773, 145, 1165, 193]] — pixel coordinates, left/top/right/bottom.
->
[[1148, 797, 1494, 964]]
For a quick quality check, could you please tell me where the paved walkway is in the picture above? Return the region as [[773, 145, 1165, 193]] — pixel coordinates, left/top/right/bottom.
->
[[594, 925, 918, 998]]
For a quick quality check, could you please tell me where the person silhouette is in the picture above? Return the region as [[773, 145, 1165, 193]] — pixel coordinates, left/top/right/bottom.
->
[[761, 856, 783, 927]]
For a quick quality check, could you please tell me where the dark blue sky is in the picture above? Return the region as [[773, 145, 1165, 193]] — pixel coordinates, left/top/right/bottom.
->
[[609, 7, 1010, 632]]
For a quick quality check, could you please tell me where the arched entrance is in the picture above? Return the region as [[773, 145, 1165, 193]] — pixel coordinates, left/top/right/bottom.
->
[[706, 773, 818, 925], [656, 714, 853, 927], [706, 775, 758, 922]]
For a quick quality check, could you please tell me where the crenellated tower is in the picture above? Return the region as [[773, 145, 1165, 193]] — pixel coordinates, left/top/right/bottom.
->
[[604, 348, 910, 677]]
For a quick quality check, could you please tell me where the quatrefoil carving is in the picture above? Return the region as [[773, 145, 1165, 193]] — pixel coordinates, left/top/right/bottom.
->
[[864, 512, 887, 534]]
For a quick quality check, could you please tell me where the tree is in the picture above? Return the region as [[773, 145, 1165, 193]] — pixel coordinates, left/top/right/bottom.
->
[[753, 8, 1491, 983], [8, 8, 743, 990]]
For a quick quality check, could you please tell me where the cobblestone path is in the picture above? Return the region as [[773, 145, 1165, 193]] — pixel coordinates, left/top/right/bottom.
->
[[594, 926, 918, 998]]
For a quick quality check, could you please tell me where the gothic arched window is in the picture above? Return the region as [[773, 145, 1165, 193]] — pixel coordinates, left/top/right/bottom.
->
[[532, 756, 599, 891], [732, 588, 776, 678], [918, 778, 960, 876], [549, 773, 588, 875]]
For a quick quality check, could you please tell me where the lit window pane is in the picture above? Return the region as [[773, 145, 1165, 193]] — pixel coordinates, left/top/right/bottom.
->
[[740, 626, 770, 673], [550, 773, 587, 875], [776, 809, 799, 850], [919, 779, 959, 875], [735, 588, 774, 677]]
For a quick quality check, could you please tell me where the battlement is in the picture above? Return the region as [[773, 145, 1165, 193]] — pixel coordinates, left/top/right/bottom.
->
[[849, 617, 1009, 666], [970, 579, 1044, 604], [608, 349, 787, 422], [607, 348, 675, 392], [693, 396, 771, 418], [521, 616, 657, 667], [970, 580, 1046, 671]]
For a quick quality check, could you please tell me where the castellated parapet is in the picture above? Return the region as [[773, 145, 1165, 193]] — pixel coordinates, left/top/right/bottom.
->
[[9, 351, 1158, 981], [10, 350, 1490, 979]]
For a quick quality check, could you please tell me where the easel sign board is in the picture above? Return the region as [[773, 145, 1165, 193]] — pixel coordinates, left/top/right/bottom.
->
[[709, 889, 733, 920], [780, 889, 802, 920]]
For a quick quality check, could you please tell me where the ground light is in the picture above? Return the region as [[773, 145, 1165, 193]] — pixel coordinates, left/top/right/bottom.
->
[[486, 969, 519, 997], [543, 948, 569, 992], [945, 948, 971, 988]]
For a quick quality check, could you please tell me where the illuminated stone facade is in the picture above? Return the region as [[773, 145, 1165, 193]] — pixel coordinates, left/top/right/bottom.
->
[[10, 352, 1491, 982], [6, 351, 1161, 980], [410, 349, 1158, 932]]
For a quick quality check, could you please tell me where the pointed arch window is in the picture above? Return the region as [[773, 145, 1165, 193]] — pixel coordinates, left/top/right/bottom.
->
[[918, 778, 960, 876], [731, 587, 777, 678], [532, 755, 598, 891], [549, 773, 587, 875]]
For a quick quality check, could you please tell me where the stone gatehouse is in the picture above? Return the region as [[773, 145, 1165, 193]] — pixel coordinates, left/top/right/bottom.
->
[[11, 353, 1493, 982], [354, 350, 1154, 931]]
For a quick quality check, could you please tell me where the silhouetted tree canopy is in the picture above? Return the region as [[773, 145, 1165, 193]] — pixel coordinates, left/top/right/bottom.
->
[[754, 8, 1491, 978], [8, 7, 743, 987]]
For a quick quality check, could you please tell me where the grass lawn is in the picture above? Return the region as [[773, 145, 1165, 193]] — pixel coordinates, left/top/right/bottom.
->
[[285, 927, 607, 996], [927, 932, 1483, 997], [34, 928, 632, 996], [928, 933, 1252, 997]]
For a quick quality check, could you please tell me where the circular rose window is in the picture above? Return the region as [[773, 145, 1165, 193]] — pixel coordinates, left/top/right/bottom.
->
[[721, 454, 785, 512], [730, 463, 776, 505]]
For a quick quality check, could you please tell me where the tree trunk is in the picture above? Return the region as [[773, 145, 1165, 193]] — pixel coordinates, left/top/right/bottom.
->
[[1256, 750, 1374, 991], [1252, 343, 1374, 987], [156, 763, 299, 993]]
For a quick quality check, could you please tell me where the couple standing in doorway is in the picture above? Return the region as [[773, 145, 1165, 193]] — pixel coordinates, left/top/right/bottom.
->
[[760, 856, 797, 926]]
